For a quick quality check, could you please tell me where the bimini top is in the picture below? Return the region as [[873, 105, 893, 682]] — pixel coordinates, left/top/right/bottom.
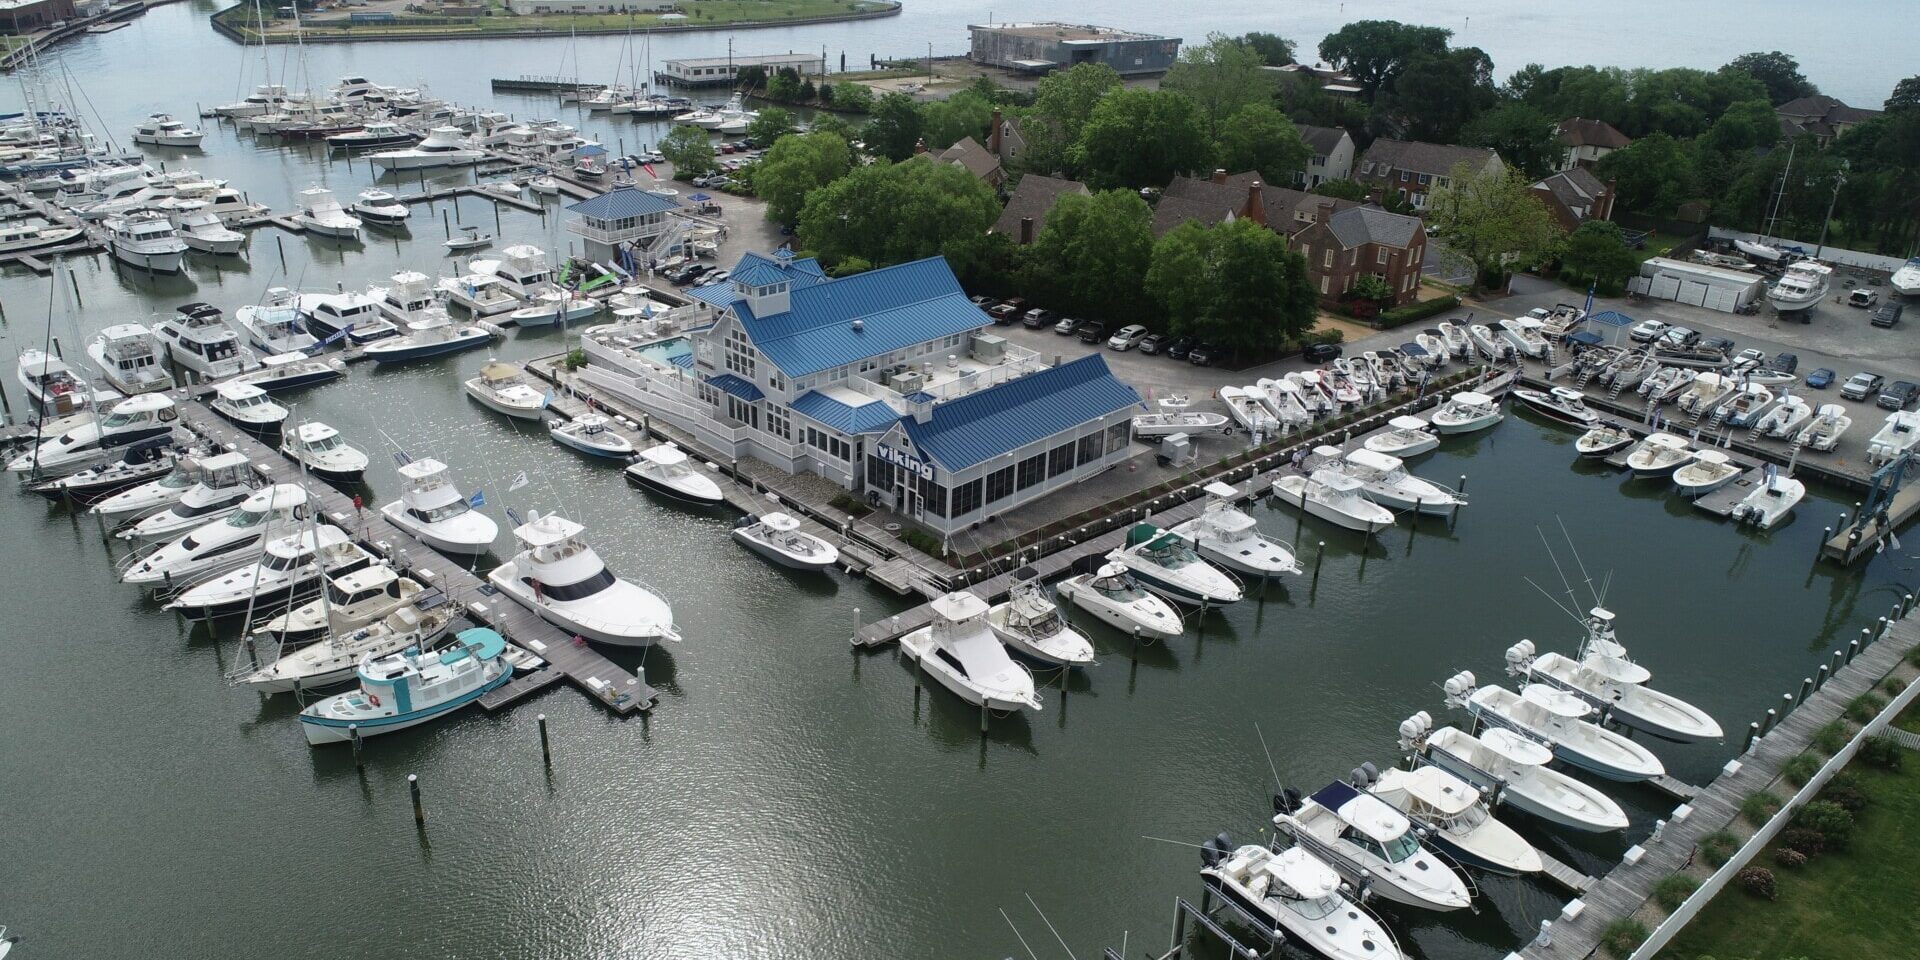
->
[[108, 393, 176, 415], [1450, 391, 1494, 406], [442, 626, 506, 665], [397, 457, 450, 483], [758, 512, 801, 532], [1345, 448, 1404, 473], [479, 361, 524, 383], [1310, 469, 1365, 493], [638, 443, 691, 466], [930, 590, 990, 623], [295, 422, 342, 444], [197, 451, 252, 473], [1388, 415, 1430, 431], [1203, 480, 1240, 499], [1261, 845, 1341, 900], [1390, 766, 1480, 816], [1310, 781, 1412, 844], [216, 381, 267, 401]]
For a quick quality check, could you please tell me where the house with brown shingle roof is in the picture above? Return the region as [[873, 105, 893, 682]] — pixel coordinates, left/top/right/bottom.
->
[[937, 136, 1005, 187], [1556, 117, 1630, 171], [1531, 167, 1616, 234], [1293, 124, 1356, 187], [1155, 169, 1428, 306], [1353, 139, 1504, 211], [990, 174, 1090, 244], [1776, 95, 1882, 146]]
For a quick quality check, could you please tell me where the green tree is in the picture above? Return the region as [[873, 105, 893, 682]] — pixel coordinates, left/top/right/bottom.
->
[[1619, 67, 1766, 139], [1216, 102, 1311, 185], [920, 90, 993, 150], [1311, 178, 1371, 201], [735, 65, 768, 91], [1316, 20, 1453, 101], [1021, 190, 1154, 323], [808, 112, 860, 142], [1462, 102, 1561, 178], [1517, 65, 1633, 129], [1241, 31, 1295, 66], [1349, 273, 1394, 306], [746, 107, 797, 145], [767, 71, 803, 103], [816, 82, 835, 107], [1888, 76, 1920, 113], [1595, 132, 1697, 215], [1381, 47, 1496, 143], [834, 82, 874, 113], [1701, 98, 1781, 155], [1145, 221, 1213, 334], [1425, 162, 1564, 292], [863, 92, 925, 161], [1722, 51, 1817, 106], [796, 158, 1000, 269], [1147, 219, 1315, 356], [1031, 62, 1122, 142], [1559, 220, 1639, 291], [1162, 32, 1274, 139], [659, 124, 718, 179], [1077, 88, 1213, 189], [752, 131, 853, 225]]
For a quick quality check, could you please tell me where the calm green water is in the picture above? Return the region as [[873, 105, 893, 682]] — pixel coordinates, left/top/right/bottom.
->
[[2, 6, 1915, 957]]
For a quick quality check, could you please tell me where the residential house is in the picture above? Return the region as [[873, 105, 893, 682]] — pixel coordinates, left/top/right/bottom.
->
[[1776, 95, 1882, 145], [1556, 117, 1630, 171], [1531, 167, 1617, 234], [1354, 140, 1504, 211], [1155, 170, 1427, 306], [1294, 124, 1355, 187], [936, 135, 1005, 188], [991, 174, 1090, 244]]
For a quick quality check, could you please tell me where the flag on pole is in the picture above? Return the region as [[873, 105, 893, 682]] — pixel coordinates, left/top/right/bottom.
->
[[642, 162, 659, 180], [505, 506, 524, 526], [468, 489, 486, 508], [508, 470, 529, 492], [1582, 282, 1596, 318]]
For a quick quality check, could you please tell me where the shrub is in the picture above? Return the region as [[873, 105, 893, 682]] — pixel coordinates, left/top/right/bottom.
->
[[1859, 736, 1904, 771], [1654, 873, 1699, 910], [1374, 294, 1461, 329], [828, 493, 872, 518], [1820, 771, 1870, 812], [1700, 830, 1739, 866], [1300, 327, 1345, 346], [1774, 848, 1809, 869], [563, 348, 586, 371], [1812, 720, 1850, 755], [1882, 674, 1907, 695], [1600, 919, 1649, 957], [1778, 827, 1826, 857], [1793, 800, 1855, 849], [1906, 644, 1920, 666], [898, 527, 941, 556], [1783, 751, 1821, 786], [1737, 866, 1777, 900], [1740, 791, 1783, 826], [1847, 692, 1888, 723]]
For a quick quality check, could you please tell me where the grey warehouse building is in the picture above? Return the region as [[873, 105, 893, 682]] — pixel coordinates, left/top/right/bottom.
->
[[967, 22, 1180, 76]]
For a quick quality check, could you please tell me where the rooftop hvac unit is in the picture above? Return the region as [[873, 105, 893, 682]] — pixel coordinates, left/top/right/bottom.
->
[[970, 333, 1007, 363], [889, 370, 927, 395]]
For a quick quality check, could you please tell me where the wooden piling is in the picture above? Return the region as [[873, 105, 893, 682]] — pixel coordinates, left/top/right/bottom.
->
[[408, 773, 424, 826], [537, 713, 551, 767]]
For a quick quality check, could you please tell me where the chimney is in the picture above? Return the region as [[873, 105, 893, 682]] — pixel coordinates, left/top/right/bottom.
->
[[1019, 216, 1035, 246], [988, 109, 1003, 155], [1313, 200, 1332, 224], [1211, 168, 1228, 185], [913, 138, 927, 155], [1245, 181, 1266, 226]]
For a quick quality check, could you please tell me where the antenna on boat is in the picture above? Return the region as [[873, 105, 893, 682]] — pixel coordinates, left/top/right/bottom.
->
[[1522, 576, 1582, 626], [999, 908, 1042, 960], [1255, 722, 1284, 795], [1024, 894, 1080, 960], [1555, 516, 1601, 607], [1534, 527, 1584, 622]]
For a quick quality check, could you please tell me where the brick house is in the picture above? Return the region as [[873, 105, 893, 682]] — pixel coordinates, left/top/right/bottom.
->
[[1556, 117, 1630, 171], [935, 136, 1005, 188], [1354, 140, 1503, 211], [1776, 95, 1882, 146], [1155, 170, 1427, 306], [1294, 124, 1355, 187], [990, 174, 1090, 244], [1531, 167, 1616, 234]]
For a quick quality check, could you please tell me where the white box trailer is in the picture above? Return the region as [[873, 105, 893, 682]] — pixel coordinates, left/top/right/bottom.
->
[[1635, 257, 1764, 313]]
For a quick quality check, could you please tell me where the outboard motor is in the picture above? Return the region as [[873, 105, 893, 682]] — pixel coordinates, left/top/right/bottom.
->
[[1200, 833, 1230, 867], [1360, 760, 1380, 783], [1349, 767, 1370, 788], [1398, 712, 1433, 753], [1505, 639, 1537, 676], [1442, 670, 1476, 707], [1273, 788, 1302, 815]]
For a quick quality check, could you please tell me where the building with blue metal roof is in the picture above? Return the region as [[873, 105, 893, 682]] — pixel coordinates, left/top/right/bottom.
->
[[565, 187, 683, 265], [573, 250, 1146, 537]]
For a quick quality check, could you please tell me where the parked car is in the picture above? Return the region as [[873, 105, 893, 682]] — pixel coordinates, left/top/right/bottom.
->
[[1165, 336, 1196, 361], [1805, 367, 1835, 389], [1735, 348, 1767, 366], [1847, 288, 1878, 308], [666, 263, 709, 285], [968, 294, 994, 307], [1699, 336, 1737, 355], [1871, 303, 1904, 328], [703, 270, 730, 286], [1771, 352, 1798, 374], [1187, 342, 1223, 366], [1107, 324, 1149, 351], [1137, 333, 1171, 355], [1074, 320, 1108, 343], [998, 297, 1028, 314], [1879, 380, 1919, 410], [1022, 307, 1058, 329], [987, 304, 1019, 324], [1659, 326, 1700, 348], [1842, 372, 1886, 401], [1303, 341, 1344, 363], [1628, 319, 1670, 343]]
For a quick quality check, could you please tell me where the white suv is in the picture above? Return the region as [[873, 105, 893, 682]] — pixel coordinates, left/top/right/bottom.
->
[[1628, 319, 1669, 343], [1107, 324, 1149, 351]]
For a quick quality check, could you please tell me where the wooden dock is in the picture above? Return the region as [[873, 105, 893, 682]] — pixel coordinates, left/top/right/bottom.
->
[[177, 399, 660, 716], [1822, 480, 1920, 563]]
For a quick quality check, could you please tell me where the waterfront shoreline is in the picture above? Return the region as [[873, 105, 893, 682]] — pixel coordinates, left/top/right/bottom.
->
[[206, 0, 901, 45]]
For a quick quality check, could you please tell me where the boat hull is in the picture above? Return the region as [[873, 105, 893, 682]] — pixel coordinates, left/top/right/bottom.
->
[[624, 467, 724, 505], [381, 506, 495, 558], [363, 332, 493, 364], [301, 666, 511, 744], [731, 529, 836, 571], [463, 383, 547, 420], [1429, 411, 1502, 435], [109, 244, 184, 274]]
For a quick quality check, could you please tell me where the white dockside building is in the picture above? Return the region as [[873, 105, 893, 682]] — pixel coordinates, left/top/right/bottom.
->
[[578, 251, 1145, 537]]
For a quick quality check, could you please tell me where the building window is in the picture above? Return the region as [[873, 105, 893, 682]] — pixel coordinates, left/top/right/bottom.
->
[[1400, 170, 1411, 182], [697, 383, 719, 406], [948, 477, 983, 518], [724, 328, 756, 378], [985, 465, 1015, 504], [1016, 452, 1045, 490], [767, 405, 791, 440], [1378, 248, 1390, 266], [1322, 249, 1333, 268], [1349, 249, 1357, 266], [768, 372, 785, 392], [868, 456, 895, 489], [1418, 173, 1431, 186], [1047, 441, 1075, 478], [1311, 155, 1326, 166], [1297, 244, 1310, 263], [1319, 275, 1329, 295], [1105, 420, 1129, 453], [1076, 432, 1103, 466], [919, 474, 948, 517]]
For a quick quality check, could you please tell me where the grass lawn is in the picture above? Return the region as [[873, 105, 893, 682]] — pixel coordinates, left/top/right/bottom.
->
[[1660, 755, 1920, 960], [1632, 230, 1692, 266]]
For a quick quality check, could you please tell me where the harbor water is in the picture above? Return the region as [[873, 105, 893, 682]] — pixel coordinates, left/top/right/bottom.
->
[[2, 5, 1916, 957]]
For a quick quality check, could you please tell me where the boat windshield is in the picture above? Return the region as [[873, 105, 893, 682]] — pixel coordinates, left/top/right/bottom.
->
[[1143, 538, 1199, 568], [100, 410, 145, 428], [226, 508, 270, 528], [1379, 830, 1421, 863], [262, 550, 310, 572], [1092, 576, 1145, 602], [527, 566, 615, 601], [409, 500, 470, 524], [1292, 894, 1342, 920], [305, 435, 340, 452]]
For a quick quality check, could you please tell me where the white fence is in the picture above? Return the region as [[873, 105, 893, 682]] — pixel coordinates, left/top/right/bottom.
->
[[1707, 226, 1909, 274]]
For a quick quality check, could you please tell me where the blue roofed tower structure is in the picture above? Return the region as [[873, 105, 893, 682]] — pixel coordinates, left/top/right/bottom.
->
[[566, 187, 682, 266]]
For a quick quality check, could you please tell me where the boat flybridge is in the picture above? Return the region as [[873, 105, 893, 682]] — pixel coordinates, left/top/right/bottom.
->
[[898, 591, 1043, 713], [986, 566, 1094, 668], [379, 458, 498, 557], [232, 293, 318, 356], [732, 511, 839, 571], [1199, 838, 1404, 960], [1355, 761, 1544, 876], [298, 626, 512, 745], [119, 451, 257, 540], [1398, 712, 1628, 833], [87, 323, 175, 395], [17, 347, 118, 414], [120, 483, 309, 589], [1055, 561, 1183, 638], [464, 360, 548, 420], [488, 511, 679, 646], [153, 302, 251, 380], [1168, 482, 1300, 578], [1442, 671, 1665, 782], [1505, 607, 1722, 742], [1272, 781, 1473, 912], [1109, 523, 1243, 606]]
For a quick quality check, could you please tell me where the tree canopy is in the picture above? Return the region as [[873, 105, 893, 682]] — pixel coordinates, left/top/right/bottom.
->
[[1558, 220, 1639, 292], [1020, 190, 1155, 325], [745, 107, 797, 145], [1147, 219, 1316, 356], [1425, 162, 1564, 292], [1461, 102, 1561, 178], [796, 158, 1000, 269], [1721, 51, 1817, 106], [862, 92, 925, 161], [1216, 102, 1311, 186], [1076, 89, 1213, 190], [920, 90, 993, 151], [1162, 32, 1274, 139], [751, 131, 853, 226], [1317, 20, 1453, 101], [1383, 46, 1496, 142], [658, 124, 717, 179], [1031, 62, 1122, 143], [1242, 32, 1295, 67], [1594, 133, 1697, 217]]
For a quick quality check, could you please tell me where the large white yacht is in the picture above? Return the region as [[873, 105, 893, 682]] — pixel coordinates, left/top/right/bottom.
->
[[121, 484, 310, 589], [86, 323, 175, 395], [1054, 562, 1183, 638], [1200, 840, 1404, 960], [1272, 781, 1473, 912], [1767, 260, 1832, 313], [379, 458, 498, 557], [104, 211, 188, 273], [1443, 671, 1665, 782], [488, 512, 679, 646], [367, 127, 482, 171], [166, 524, 375, 621], [898, 591, 1043, 713], [1400, 712, 1628, 833], [1107, 523, 1243, 606], [985, 567, 1095, 668], [119, 451, 257, 541], [1168, 482, 1300, 578], [291, 186, 362, 240], [152, 302, 251, 380], [5, 393, 179, 477]]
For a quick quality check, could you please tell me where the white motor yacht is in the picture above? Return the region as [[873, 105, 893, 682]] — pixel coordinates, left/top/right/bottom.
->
[[253, 563, 433, 643], [291, 186, 362, 240], [1624, 432, 1695, 477], [326, 122, 416, 151], [1109, 523, 1243, 606], [247, 599, 455, 693], [300, 287, 396, 345], [1200, 841, 1403, 960], [119, 451, 257, 540], [16, 348, 117, 414], [1757, 395, 1814, 440], [1868, 410, 1920, 465], [368, 127, 482, 171], [152, 302, 251, 380], [0, 221, 83, 254], [233, 353, 347, 393], [1320, 446, 1465, 515], [1443, 672, 1665, 781], [1574, 422, 1636, 458], [1511, 386, 1600, 427], [463, 360, 548, 420], [1429, 391, 1503, 434], [104, 211, 187, 273], [86, 323, 174, 396], [1731, 466, 1805, 530], [1272, 781, 1473, 912], [168, 201, 246, 255], [121, 483, 308, 588], [1507, 632, 1722, 743], [732, 512, 839, 571], [280, 422, 369, 482], [361, 310, 493, 365], [92, 451, 210, 519], [210, 380, 288, 432], [1767, 260, 1831, 313], [1797, 403, 1852, 452], [437, 272, 521, 316], [28, 435, 179, 502], [6, 393, 178, 477], [625, 443, 723, 504], [1169, 482, 1300, 578], [898, 591, 1043, 713], [549, 414, 634, 459], [1272, 469, 1396, 534], [166, 524, 374, 620], [1672, 449, 1741, 497], [351, 188, 410, 226], [1400, 713, 1628, 833], [1361, 763, 1543, 876], [1365, 416, 1440, 458], [298, 626, 512, 744], [986, 567, 1095, 667], [488, 511, 680, 646], [232, 293, 317, 355], [1054, 562, 1183, 639], [379, 458, 498, 557]]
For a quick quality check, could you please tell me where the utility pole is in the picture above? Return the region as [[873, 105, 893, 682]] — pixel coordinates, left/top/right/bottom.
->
[[1814, 159, 1848, 259]]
